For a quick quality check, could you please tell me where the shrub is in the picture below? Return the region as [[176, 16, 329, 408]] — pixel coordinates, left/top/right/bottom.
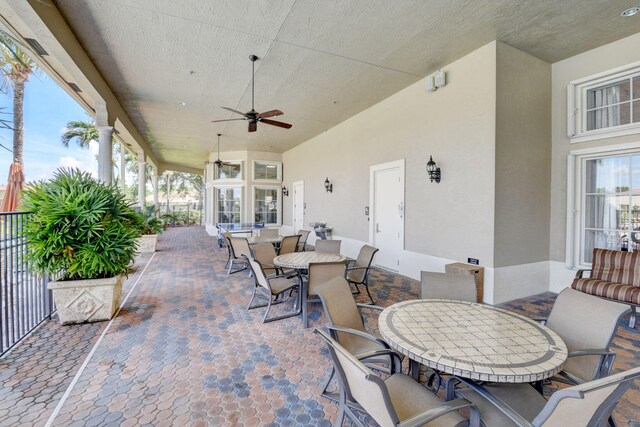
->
[[21, 168, 141, 281], [134, 205, 164, 235]]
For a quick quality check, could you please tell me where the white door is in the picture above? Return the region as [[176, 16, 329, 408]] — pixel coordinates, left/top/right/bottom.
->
[[370, 160, 405, 271], [292, 181, 304, 232]]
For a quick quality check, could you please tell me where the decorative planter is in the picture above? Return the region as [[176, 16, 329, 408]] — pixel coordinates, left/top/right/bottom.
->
[[48, 274, 124, 325], [136, 234, 158, 253]]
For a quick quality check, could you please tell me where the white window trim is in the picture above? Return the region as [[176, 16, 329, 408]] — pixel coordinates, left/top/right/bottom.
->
[[252, 160, 282, 183], [568, 60, 640, 143], [566, 141, 640, 268], [252, 185, 282, 226], [213, 184, 244, 225], [212, 160, 244, 184]]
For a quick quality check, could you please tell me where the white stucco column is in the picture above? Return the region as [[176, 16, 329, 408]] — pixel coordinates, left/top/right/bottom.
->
[[152, 173, 159, 209], [138, 152, 146, 209], [120, 142, 126, 192], [97, 126, 113, 184]]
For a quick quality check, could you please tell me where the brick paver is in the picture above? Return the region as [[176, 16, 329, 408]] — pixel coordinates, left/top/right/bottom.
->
[[0, 227, 637, 426]]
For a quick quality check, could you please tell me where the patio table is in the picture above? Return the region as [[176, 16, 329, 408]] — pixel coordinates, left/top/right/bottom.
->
[[378, 299, 567, 383], [272, 252, 347, 269], [247, 235, 283, 245]]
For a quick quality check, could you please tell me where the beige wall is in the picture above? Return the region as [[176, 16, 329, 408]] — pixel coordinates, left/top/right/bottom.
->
[[494, 42, 551, 268], [283, 42, 499, 266], [550, 32, 640, 264]]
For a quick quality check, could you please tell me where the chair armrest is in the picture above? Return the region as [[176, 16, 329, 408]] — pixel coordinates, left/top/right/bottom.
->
[[575, 269, 591, 278], [397, 398, 480, 427], [445, 376, 533, 427], [568, 348, 614, 358], [346, 266, 369, 272], [326, 325, 390, 350], [356, 303, 385, 311], [352, 348, 402, 366]]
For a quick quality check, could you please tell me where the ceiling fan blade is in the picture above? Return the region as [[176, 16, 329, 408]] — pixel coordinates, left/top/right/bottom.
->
[[260, 119, 292, 129], [257, 109, 283, 119], [221, 107, 248, 117], [211, 118, 246, 123], [248, 121, 257, 132]]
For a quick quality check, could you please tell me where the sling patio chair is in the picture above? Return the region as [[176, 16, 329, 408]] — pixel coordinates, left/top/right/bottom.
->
[[278, 234, 301, 255], [303, 261, 347, 328], [258, 228, 279, 238], [296, 229, 311, 251], [226, 236, 251, 275], [315, 328, 480, 427], [315, 276, 399, 402], [346, 244, 379, 304], [250, 242, 280, 277], [420, 271, 477, 303], [315, 239, 341, 254], [244, 255, 302, 323], [445, 366, 640, 427]]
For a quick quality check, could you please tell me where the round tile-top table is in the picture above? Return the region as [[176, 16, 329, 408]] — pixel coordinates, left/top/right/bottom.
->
[[247, 235, 283, 245], [273, 252, 346, 269], [379, 300, 567, 383]]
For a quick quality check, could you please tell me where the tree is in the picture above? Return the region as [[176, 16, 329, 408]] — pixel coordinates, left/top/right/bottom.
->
[[0, 31, 38, 165], [60, 120, 98, 148]]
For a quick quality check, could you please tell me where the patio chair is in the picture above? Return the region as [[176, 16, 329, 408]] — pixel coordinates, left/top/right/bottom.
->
[[315, 328, 480, 427], [258, 228, 279, 238], [278, 234, 300, 255], [420, 271, 477, 303], [541, 288, 629, 385], [315, 275, 398, 401], [244, 255, 302, 323], [445, 367, 640, 427], [296, 229, 311, 251], [250, 242, 279, 276], [303, 261, 347, 328], [346, 244, 379, 304], [226, 236, 251, 275], [315, 239, 341, 254]]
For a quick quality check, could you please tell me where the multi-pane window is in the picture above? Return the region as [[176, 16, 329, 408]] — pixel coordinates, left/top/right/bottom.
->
[[253, 161, 281, 182], [254, 187, 280, 225], [215, 187, 242, 224], [214, 163, 242, 180], [581, 154, 640, 263], [586, 75, 640, 131]]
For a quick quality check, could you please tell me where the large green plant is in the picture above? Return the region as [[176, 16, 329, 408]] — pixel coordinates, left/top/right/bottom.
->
[[134, 205, 164, 235], [21, 168, 141, 280]]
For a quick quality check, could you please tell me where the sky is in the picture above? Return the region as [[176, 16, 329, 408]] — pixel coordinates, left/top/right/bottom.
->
[[0, 72, 98, 185]]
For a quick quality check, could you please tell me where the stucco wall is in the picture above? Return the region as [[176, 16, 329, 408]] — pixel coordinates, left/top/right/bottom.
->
[[494, 42, 551, 268], [282, 42, 498, 267]]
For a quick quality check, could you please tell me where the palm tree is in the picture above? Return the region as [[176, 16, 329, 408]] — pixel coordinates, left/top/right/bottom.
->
[[60, 120, 99, 148], [0, 31, 38, 166]]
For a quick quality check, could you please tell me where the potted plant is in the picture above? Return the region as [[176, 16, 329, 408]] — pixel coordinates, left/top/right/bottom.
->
[[134, 205, 164, 253], [21, 168, 141, 325]]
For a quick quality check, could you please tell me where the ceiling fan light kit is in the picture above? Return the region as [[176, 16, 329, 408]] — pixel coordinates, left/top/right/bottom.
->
[[211, 54, 292, 133]]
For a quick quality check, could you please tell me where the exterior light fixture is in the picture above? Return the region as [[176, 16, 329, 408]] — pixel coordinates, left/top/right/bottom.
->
[[282, 186, 289, 196], [426, 156, 441, 183], [324, 178, 333, 193], [621, 7, 640, 16]]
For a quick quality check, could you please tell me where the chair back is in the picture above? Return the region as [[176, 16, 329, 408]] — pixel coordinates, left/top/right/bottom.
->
[[308, 261, 347, 297], [348, 245, 379, 283], [546, 288, 628, 382], [532, 366, 640, 427], [315, 239, 341, 254], [316, 276, 367, 345], [243, 255, 271, 293], [297, 229, 311, 250], [223, 232, 235, 257], [229, 237, 251, 259], [279, 235, 301, 255], [251, 243, 278, 275], [590, 248, 640, 286], [314, 329, 399, 427], [259, 228, 279, 238], [420, 271, 477, 303]]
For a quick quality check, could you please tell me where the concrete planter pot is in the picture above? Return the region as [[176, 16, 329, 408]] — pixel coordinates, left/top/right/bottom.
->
[[48, 274, 124, 325], [136, 234, 158, 253]]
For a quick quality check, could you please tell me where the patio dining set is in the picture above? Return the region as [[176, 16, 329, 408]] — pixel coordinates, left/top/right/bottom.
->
[[218, 225, 640, 426]]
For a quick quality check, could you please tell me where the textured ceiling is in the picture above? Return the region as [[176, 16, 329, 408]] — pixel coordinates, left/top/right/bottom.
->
[[53, 0, 640, 170]]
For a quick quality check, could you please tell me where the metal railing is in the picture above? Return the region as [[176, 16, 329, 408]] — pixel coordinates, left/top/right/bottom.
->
[[0, 212, 53, 356], [157, 202, 203, 226]]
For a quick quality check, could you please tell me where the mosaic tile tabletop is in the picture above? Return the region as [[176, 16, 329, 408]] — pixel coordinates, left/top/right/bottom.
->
[[247, 236, 283, 245], [379, 299, 568, 383], [273, 252, 346, 269]]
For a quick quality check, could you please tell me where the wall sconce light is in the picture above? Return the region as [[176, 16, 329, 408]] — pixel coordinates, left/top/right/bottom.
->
[[324, 177, 333, 193], [426, 156, 441, 183], [282, 186, 289, 196]]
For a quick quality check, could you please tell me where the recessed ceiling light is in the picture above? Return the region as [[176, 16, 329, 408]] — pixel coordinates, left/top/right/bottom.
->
[[621, 7, 640, 16], [179, 102, 187, 106]]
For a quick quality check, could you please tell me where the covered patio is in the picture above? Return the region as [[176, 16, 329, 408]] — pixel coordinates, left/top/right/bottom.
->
[[0, 228, 638, 426]]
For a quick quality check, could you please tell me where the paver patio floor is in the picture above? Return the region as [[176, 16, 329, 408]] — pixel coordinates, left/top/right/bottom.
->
[[0, 227, 638, 426]]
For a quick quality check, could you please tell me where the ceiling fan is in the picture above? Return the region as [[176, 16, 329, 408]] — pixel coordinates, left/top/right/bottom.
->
[[213, 133, 231, 168], [212, 54, 292, 133]]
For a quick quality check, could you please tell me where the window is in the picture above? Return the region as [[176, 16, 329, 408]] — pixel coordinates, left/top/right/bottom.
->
[[579, 153, 640, 264], [253, 186, 280, 225], [568, 62, 640, 142], [215, 186, 242, 224], [253, 161, 281, 182], [214, 162, 242, 181]]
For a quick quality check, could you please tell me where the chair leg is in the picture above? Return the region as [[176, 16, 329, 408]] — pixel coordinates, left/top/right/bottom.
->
[[302, 290, 308, 328], [321, 366, 336, 397], [363, 282, 375, 305], [629, 305, 637, 328], [247, 286, 259, 310], [334, 387, 346, 427], [262, 297, 273, 323]]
